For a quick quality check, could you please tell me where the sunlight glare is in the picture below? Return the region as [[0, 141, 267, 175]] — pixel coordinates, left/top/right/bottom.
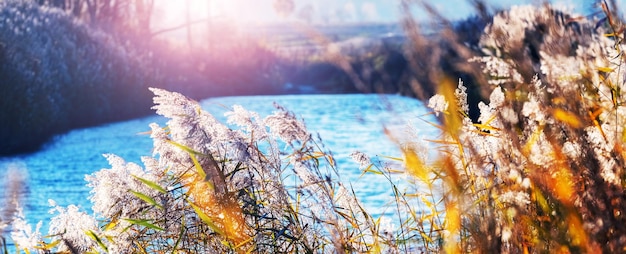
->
[[153, 0, 280, 31]]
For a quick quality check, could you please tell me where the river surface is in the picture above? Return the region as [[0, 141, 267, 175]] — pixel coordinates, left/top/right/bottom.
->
[[0, 93, 438, 234]]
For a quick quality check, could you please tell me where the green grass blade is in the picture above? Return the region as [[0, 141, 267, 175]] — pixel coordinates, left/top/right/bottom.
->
[[1, 237, 8, 254], [132, 175, 167, 194], [130, 190, 164, 209], [188, 153, 207, 180], [167, 140, 202, 155], [41, 239, 61, 250], [171, 216, 186, 253], [186, 198, 224, 236], [168, 140, 207, 180], [85, 230, 108, 253], [123, 218, 164, 231]]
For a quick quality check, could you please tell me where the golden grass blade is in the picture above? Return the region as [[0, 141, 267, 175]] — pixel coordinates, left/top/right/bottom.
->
[[188, 152, 207, 181], [359, 165, 383, 177], [403, 147, 432, 188], [443, 201, 460, 254], [233, 236, 255, 252], [136, 241, 149, 254], [378, 155, 403, 161], [424, 139, 460, 146], [335, 210, 359, 229], [523, 125, 544, 155], [589, 107, 608, 141], [104, 218, 118, 232], [566, 213, 588, 249], [38, 239, 61, 251], [553, 109, 582, 128], [325, 153, 336, 167], [472, 123, 501, 132], [420, 196, 437, 214], [597, 66, 614, 73], [439, 77, 463, 136]]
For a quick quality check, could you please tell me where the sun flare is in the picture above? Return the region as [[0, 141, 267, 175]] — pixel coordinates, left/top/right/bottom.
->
[[153, 0, 280, 31]]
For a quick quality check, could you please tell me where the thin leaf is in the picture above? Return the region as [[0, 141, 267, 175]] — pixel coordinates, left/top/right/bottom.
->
[[472, 123, 501, 132], [336, 210, 359, 229], [378, 155, 403, 161], [167, 140, 202, 155], [403, 148, 431, 188], [132, 175, 167, 194], [589, 107, 608, 141], [171, 216, 186, 253], [86, 230, 108, 252], [104, 218, 118, 232], [39, 239, 61, 250], [245, 245, 255, 254], [130, 190, 164, 210], [233, 236, 255, 251], [325, 153, 335, 167], [167, 140, 207, 180], [189, 152, 206, 180], [124, 218, 164, 231], [567, 213, 590, 249], [359, 164, 381, 177], [439, 77, 463, 135], [136, 241, 149, 254], [423, 139, 459, 145], [597, 66, 614, 73], [187, 199, 225, 236]]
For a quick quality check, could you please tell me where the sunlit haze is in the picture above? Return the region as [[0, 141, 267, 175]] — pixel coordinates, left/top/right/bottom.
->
[[149, 0, 626, 47], [152, 0, 626, 30], [152, 0, 283, 30]]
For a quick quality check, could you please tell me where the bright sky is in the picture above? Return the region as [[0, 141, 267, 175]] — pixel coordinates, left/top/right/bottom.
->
[[151, 0, 626, 31]]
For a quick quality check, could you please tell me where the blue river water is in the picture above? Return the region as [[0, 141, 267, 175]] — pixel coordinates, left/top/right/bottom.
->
[[0, 93, 438, 235]]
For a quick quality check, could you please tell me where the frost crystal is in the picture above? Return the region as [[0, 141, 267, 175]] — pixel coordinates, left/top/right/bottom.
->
[[471, 56, 523, 85], [499, 191, 531, 206], [455, 80, 469, 114], [428, 94, 448, 116]]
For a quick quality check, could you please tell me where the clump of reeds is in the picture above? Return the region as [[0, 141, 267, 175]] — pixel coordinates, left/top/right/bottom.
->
[[386, 1, 626, 252], [5, 1, 626, 253], [3, 86, 404, 253]]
